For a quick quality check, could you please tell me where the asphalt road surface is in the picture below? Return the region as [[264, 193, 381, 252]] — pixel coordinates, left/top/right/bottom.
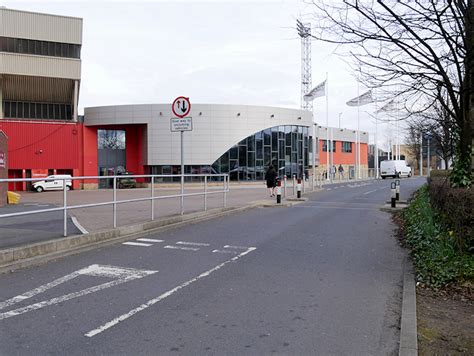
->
[[0, 177, 425, 355]]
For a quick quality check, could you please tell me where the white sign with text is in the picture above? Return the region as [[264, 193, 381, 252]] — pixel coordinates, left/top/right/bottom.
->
[[170, 117, 193, 132]]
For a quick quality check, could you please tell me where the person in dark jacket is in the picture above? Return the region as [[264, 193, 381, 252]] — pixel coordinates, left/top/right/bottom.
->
[[264, 165, 278, 197]]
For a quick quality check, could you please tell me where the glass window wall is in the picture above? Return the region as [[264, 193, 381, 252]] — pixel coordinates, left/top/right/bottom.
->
[[146, 125, 310, 181]]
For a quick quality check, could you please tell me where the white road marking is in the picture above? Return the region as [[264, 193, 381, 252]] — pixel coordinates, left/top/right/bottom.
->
[[223, 245, 248, 250], [136, 238, 164, 243], [363, 190, 377, 195], [71, 216, 88, 234], [122, 242, 153, 247], [212, 249, 238, 254], [0, 265, 157, 320], [294, 205, 377, 211], [164, 245, 199, 251], [85, 247, 257, 337], [176, 241, 210, 247], [326, 188, 332, 191]]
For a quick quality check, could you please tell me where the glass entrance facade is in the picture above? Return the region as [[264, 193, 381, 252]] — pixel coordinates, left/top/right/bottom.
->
[[147, 125, 311, 181], [97, 129, 126, 188]]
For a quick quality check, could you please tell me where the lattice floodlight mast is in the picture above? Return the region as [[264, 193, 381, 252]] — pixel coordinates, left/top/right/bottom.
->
[[297, 20, 312, 112]]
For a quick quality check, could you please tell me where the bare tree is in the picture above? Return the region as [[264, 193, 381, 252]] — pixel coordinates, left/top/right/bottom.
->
[[311, 0, 473, 186], [406, 105, 457, 171], [405, 123, 422, 172]]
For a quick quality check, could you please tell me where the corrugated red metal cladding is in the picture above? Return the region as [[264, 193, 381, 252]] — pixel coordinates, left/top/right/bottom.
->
[[0, 120, 83, 170]]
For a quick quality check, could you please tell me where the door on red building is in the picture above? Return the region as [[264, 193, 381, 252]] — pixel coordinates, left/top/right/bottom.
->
[[8, 170, 23, 191]]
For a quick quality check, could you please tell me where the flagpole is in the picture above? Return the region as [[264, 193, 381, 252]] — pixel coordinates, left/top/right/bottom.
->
[[326, 72, 329, 181], [357, 77, 361, 179], [374, 89, 379, 179], [330, 127, 334, 182]]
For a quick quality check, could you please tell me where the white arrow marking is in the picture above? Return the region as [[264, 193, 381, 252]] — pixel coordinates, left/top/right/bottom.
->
[[85, 247, 257, 337], [0, 265, 157, 320]]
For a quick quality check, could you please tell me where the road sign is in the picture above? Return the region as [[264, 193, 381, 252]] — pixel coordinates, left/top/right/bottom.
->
[[172, 96, 191, 118], [170, 117, 193, 132]]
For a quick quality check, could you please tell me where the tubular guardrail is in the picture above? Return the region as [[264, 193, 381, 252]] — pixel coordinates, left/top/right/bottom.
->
[[0, 174, 229, 237]]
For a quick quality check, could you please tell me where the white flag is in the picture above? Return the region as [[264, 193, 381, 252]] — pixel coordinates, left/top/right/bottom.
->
[[375, 99, 398, 114], [304, 80, 326, 101], [346, 90, 374, 106]]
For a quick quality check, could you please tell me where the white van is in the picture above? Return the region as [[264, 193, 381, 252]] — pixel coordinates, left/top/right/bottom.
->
[[380, 160, 412, 179], [33, 175, 72, 192]]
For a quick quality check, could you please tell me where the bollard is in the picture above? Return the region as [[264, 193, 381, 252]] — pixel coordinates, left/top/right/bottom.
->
[[297, 178, 302, 198], [395, 179, 400, 201], [276, 179, 282, 204], [283, 175, 287, 198], [292, 174, 296, 196], [391, 182, 397, 208]]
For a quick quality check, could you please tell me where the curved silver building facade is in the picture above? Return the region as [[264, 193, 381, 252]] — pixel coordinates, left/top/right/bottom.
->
[[84, 104, 314, 179]]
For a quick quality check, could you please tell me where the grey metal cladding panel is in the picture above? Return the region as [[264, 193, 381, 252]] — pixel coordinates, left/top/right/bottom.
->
[[0, 8, 83, 44], [0, 53, 81, 80]]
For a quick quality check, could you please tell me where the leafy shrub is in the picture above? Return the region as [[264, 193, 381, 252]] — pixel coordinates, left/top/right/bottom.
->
[[402, 186, 474, 288], [427, 177, 474, 253], [429, 170, 450, 178]]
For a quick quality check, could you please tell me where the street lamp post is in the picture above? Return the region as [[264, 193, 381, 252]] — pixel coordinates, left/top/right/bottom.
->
[[419, 133, 423, 176], [427, 135, 431, 177], [338, 112, 342, 129]]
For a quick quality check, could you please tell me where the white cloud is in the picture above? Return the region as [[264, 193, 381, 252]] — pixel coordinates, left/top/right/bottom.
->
[[4, 0, 404, 145]]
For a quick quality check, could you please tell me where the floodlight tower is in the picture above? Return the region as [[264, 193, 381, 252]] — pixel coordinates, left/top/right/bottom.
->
[[297, 20, 312, 111]]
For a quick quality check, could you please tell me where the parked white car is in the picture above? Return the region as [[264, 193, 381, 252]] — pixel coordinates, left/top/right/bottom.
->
[[380, 160, 412, 179], [33, 175, 72, 192]]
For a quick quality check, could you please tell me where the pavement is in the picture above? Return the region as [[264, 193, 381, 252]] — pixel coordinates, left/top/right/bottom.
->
[[0, 203, 81, 249], [0, 176, 425, 355], [0, 179, 327, 246]]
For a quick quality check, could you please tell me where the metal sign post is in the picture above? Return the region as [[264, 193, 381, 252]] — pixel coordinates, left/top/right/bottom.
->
[[171, 97, 192, 215]]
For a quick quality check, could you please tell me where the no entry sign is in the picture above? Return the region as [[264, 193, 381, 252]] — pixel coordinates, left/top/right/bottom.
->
[[172, 97, 191, 118]]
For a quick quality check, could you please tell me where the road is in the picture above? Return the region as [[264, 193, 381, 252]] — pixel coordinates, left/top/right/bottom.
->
[[0, 177, 425, 355]]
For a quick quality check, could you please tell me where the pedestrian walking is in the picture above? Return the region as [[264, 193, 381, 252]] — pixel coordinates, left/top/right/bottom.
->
[[332, 165, 337, 180], [264, 165, 278, 197], [338, 164, 344, 180]]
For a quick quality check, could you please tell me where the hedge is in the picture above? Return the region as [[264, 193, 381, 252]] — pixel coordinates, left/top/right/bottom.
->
[[427, 176, 474, 253]]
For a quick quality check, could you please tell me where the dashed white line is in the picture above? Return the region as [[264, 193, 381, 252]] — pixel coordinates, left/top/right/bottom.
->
[[363, 189, 377, 195], [212, 249, 238, 254], [85, 247, 257, 337], [176, 241, 210, 247], [136, 238, 164, 243], [122, 242, 153, 247], [223, 245, 248, 250], [164, 245, 199, 251]]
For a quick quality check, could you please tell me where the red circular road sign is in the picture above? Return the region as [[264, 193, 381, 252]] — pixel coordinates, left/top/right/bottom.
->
[[172, 96, 191, 118]]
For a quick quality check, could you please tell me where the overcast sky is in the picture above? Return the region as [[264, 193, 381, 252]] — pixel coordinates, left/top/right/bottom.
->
[[5, 0, 401, 149]]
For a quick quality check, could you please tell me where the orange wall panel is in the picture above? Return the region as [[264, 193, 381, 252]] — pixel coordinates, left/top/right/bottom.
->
[[319, 141, 368, 165]]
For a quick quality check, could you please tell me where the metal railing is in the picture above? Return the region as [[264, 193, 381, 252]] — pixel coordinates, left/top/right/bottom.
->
[[0, 174, 229, 237]]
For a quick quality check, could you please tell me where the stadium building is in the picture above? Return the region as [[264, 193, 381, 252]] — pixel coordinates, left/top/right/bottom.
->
[[0, 8, 368, 190]]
